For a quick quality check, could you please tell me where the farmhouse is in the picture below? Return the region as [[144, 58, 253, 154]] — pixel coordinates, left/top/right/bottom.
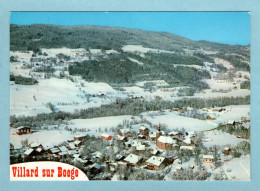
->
[[224, 147, 231, 155], [206, 115, 215, 120], [101, 134, 113, 140], [74, 134, 87, 141], [16, 126, 31, 135], [203, 155, 214, 163], [156, 136, 176, 150], [118, 129, 131, 137], [124, 154, 142, 166], [146, 156, 166, 170], [148, 132, 156, 141], [139, 126, 149, 136], [182, 136, 195, 146], [24, 148, 35, 158]]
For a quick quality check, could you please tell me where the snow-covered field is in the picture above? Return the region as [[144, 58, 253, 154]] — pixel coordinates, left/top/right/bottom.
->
[[142, 111, 217, 131], [222, 156, 250, 180], [10, 128, 74, 148], [202, 130, 247, 148]]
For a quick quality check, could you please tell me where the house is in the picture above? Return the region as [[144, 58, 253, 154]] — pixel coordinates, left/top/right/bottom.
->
[[139, 126, 149, 136], [138, 134, 146, 140], [118, 129, 131, 137], [151, 148, 160, 156], [74, 140, 82, 147], [203, 155, 214, 163], [224, 147, 231, 155], [29, 143, 42, 149], [168, 131, 179, 137], [115, 154, 125, 161], [136, 144, 146, 153], [101, 134, 113, 141], [16, 126, 31, 135], [116, 135, 127, 142], [156, 136, 177, 150], [89, 163, 101, 175], [182, 136, 195, 146], [146, 156, 166, 170], [123, 154, 142, 166], [177, 108, 185, 113], [24, 148, 35, 158], [74, 134, 87, 141], [148, 132, 157, 141], [206, 115, 215, 120], [67, 143, 76, 150], [227, 120, 236, 126]]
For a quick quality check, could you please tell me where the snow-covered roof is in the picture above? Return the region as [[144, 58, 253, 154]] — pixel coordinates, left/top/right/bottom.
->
[[124, 154, 142, 164], [30, 143, 40, 148], [101, 134, 111, 138], [176, 166, 183, 170], [42, 143, 54, 150], [24, 148, 34, 155], [119, 129, 130, 134], [92, 151, 102, 158], [68, 143, 76, 150], [59, 146, 68, 152], [132, 140, 143, 147], [224, 147, 231, 150], [180, 146, 195, 150], [146, 156, 165, 166], [157, 136, 175, 144], [228, 120, 235, 124], [183, 137, 191, 144], [74, 140, 81, 145], [140, 126, 148, 130], [168, 131, 178, 135], [116, 135, 126, 141], [50, 148, 60, 154], [16, 126, 30, 130], [203, 155, 214, 159], [136, 144, 145, 151], [36, 148, 42, 153], [151, 149, 160, 155], [74, 134, 87, 138], [115, 154, 123, 160], [59, 151, 68, 156], [149, 132, 156, 138], [90, 163, 101, 169]]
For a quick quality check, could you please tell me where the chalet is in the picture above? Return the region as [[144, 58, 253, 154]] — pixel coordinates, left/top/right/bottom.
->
[[168, 131, 179, 137], [227, 120, 236, 126], [115, 154, 125, 161], [244, 119, 250, 123], [139, 126, 149, 136], [151, 148, 160, 156], [146, 156, 166, 170], [24, 148, 35, 158], [164, 155, 177, 165], [101, 134, 113, 141], [138, 134, 146, 140], [67, 143, 76, 150], [224, 147, 231, 155], [116, 135, 127, 142], [182, 136, 195, 146], [148, 132, 156, 141], [16, 126, 31, 135], [118, 129, 131, 137], [49, 147, 60, 155], [156, 136, 177, 150], [29, 143, 42, 149], [136, 144, 146, 153], [74, 140, 82, 147], [203, 155, 214, 163], [206, 115, 215, 120], [74, 134, 87, 141], [123, 154, 142, 167]]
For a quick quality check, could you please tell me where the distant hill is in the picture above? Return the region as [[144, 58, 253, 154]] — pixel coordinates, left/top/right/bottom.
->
[[10, 24, 250, 88]]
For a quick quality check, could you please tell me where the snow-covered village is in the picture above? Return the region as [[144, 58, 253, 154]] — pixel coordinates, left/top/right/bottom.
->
[[10, 23, 250, 181]]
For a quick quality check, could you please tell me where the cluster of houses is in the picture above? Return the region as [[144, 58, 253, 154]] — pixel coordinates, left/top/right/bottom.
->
[[11, 123, 237, 178]]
